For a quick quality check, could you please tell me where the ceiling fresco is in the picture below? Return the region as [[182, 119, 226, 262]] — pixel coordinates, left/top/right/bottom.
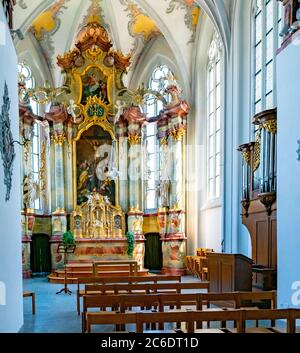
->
[[14, 0, 204, 87], [30, 0, 71, 68]]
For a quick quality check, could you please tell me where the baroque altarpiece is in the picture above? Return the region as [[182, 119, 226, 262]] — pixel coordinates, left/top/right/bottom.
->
[[19, 20, 189, 277]]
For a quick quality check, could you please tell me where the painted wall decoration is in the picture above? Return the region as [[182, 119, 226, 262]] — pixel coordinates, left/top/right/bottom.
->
[[120, 0, 160, 42], [30, 0, 70, 68], [0, 82, 15, 202], [165, 0, 200, 43]]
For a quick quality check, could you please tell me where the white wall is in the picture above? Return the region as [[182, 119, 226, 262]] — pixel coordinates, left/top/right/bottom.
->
[[277, 38, 300, 309], [0, 7, 23, 332]]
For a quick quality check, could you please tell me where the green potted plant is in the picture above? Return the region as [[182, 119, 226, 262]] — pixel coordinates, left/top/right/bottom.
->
[[126, 231, 135, 257], [62, 230, 76, 247]]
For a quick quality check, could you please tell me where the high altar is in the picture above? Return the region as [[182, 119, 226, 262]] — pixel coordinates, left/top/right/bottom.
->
[[19, 18, 189, 276]]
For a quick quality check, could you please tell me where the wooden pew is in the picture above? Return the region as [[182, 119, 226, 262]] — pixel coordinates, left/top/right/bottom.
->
[[86, 308, 300, 334], [84, 282, 209, 295], [93, 260, 138, 277], [82, 290, 276, 332], [76, 275, 181, 315], [86, 312, 137, 333]]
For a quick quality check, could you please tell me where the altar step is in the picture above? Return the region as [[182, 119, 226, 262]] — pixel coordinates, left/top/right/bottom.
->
[[48, 262, 149, 284]]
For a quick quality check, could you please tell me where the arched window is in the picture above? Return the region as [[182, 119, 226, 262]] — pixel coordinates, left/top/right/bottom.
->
[[144, 65, 174, 212], [207, 33, 222, 201], [18, 62, 41, 210], [252, 0, 282, 115]]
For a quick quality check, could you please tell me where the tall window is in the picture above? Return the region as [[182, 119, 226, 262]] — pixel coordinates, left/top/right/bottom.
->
[[253, 0, 282, 115], [144, 65, 174, 212], [18, 62, 41, 210], [207, 33, 222, 201]]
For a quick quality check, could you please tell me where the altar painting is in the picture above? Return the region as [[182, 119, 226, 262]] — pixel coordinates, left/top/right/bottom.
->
[[81, 67, 108, 105], [76, 125, 115, 205]]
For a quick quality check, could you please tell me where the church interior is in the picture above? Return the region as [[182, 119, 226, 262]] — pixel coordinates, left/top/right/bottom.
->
[[1, 0, 300, 334]]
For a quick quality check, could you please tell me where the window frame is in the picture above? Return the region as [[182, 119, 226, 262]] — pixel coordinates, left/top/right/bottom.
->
[[206, 32, 223, 203], [143, 65, 175, 213], [251, 0, 282, 120]]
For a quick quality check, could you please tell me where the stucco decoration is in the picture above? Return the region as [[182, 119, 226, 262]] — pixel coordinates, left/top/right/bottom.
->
[[165, 0, 200, 43], [80, 0, 110, 31], [120, 0, 160, 42], [17, 0, 28, 10], [30, 0, 71, 68], [0, 82, 15, 202]]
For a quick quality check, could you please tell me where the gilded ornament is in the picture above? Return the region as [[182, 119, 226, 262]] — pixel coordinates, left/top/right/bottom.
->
[[53, 207, 66, 215], [241, 150, 251, 165], [160, 136, 168, 146], [170, 126, 185, 141], [262, 119, 277, 134], [39, 141, 47, 199], [253, 128, 262, 172], [51, 133, 66, 146], [128, 133, 141, 145]]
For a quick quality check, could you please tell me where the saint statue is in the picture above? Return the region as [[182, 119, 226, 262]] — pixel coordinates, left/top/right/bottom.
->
[[156, 179, 170, 208]]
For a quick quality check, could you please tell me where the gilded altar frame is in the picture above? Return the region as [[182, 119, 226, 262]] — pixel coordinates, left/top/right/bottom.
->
[[67, 56, 124, 210]]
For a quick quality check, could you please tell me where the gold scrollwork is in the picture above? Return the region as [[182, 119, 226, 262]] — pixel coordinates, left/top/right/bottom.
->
[[39, 141, 47, 199], [262, 119, 277, 134], [160, 136, 168, 146], [23, 139, 31, 163], [128, 133, 141, 145], [51, 133, 66, 146], [242, 151, 251, 165], [170, 127, 185, 141], [253, 128, 262, 172], [129, 206, 142, 213]]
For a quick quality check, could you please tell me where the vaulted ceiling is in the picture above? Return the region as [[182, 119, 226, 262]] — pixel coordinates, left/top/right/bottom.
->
[[14, 0, 232, 95], [15, 1, 202, 83]]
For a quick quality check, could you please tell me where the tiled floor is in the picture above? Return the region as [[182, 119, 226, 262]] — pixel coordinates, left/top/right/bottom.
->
[[21, 275, 202, 333]]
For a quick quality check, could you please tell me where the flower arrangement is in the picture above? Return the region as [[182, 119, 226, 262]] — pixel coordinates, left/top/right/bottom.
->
[[126, 231, 135, 257]]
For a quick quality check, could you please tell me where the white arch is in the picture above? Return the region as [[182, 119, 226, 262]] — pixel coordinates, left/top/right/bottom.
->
[[135, 0, 191, 99], [195, 0, 232, 58]]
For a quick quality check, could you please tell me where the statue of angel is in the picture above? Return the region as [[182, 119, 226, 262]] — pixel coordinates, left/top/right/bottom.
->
[[114, 100, 126, 124]]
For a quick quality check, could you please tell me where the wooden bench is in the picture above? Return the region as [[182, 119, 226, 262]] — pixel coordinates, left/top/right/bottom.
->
[[86, 308, 300, 333], [93, 260, 138, 277], [84, 282, 209, 296], [82, 290, 276, 332], [76, 275, 181, 315], [81, 282, 209, 332], [23, 291, 36, 315]]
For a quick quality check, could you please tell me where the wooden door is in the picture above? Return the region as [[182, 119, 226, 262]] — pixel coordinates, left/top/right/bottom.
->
[[30, 234, 51, 274], [144, 233, 162, 271]]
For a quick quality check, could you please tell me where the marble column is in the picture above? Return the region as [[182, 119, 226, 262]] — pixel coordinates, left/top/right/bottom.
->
[[121, 107, 147, 268], [116, 120, 129, 213], [64, 120, 74, 213], [159, 101, 189, 276], [46, 106, 69, 270]]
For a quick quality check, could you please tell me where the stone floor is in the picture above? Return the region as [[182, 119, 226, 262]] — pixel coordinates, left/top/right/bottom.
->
[[21, 275, 203, 333]]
